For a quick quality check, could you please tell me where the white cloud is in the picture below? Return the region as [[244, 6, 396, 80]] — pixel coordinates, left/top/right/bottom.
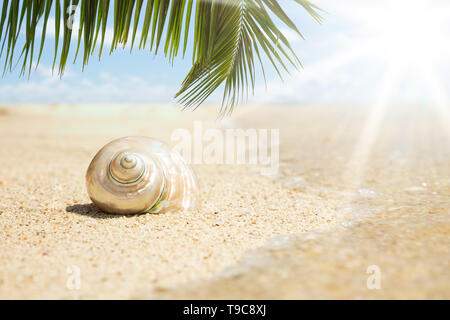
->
[[0, 64, 174, 104]]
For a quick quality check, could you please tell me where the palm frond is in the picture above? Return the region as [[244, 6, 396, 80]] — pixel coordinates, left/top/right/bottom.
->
[[0, 0, 322, 113]]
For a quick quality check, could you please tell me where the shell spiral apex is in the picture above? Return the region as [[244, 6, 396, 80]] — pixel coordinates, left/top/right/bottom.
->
[[86, 136, 199, 214]]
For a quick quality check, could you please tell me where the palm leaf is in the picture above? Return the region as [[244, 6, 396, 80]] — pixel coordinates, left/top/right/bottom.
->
[[0, 0, 322, 114]]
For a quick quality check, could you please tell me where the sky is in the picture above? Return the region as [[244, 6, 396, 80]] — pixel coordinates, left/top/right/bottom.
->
[[1, 0, 450, 106]]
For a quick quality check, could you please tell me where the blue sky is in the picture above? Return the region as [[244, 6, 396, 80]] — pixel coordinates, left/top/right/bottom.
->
[[1, 0, 450, 106]]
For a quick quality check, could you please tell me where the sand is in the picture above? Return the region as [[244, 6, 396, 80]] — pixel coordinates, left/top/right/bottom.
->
[[0, 103, 448, 299]]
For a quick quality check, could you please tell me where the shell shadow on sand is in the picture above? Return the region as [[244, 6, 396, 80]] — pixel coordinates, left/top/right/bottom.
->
[[66, 203, 148, 219]]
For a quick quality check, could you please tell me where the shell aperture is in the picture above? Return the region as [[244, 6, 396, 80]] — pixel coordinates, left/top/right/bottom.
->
[[86, 136, 199, 214]]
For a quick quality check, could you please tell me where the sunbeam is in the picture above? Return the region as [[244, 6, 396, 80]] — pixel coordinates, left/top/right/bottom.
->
[[346, 64, 402, 189], [419, 63, 450, 139]]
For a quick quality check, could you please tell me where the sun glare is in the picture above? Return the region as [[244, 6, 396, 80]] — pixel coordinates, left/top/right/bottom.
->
[[345, 0, 450, 188], [366, 0, 450, 65]]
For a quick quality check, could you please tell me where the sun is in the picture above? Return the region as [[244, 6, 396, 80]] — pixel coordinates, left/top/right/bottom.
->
[[364, 0, 450, 66], [258, 0, 450, 113]]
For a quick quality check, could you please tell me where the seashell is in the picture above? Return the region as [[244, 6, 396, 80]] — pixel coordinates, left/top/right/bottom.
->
[[86, 136, 199, 214]]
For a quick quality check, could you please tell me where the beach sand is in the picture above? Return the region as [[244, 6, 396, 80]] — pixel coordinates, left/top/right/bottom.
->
[[0, 104, 448, 299]]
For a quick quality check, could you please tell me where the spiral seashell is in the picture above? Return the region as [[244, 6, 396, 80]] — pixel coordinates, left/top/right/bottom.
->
[[86, 136, 199, 214]]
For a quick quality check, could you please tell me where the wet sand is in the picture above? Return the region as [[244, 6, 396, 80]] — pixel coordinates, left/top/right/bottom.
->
[[0, 104, 448, 299]]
